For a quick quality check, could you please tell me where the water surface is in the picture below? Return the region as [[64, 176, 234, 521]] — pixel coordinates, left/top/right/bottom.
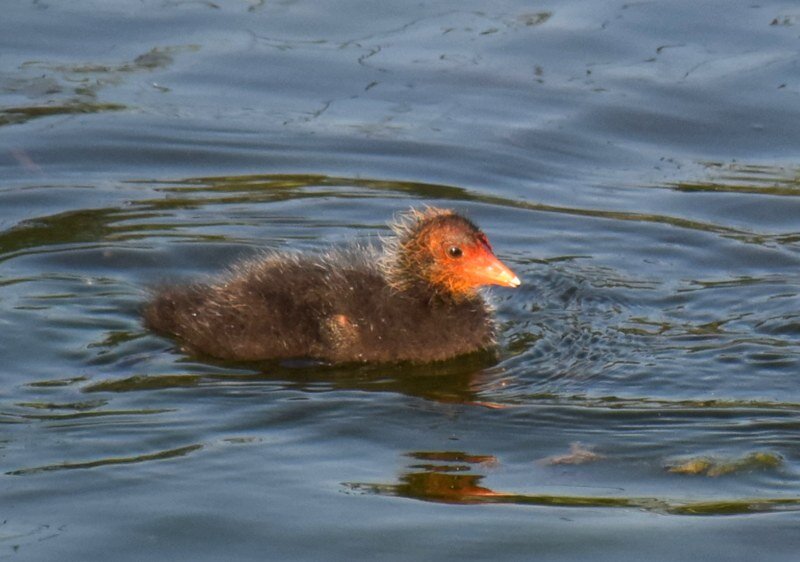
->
[[2, 1, 800, 560]]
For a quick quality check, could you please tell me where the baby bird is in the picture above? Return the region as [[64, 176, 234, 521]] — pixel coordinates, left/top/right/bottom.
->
[[144, 207, 520, 364]]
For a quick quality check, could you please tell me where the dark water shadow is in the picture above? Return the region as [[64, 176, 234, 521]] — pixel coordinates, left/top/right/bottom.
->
[[669, 162, 800, 197], [2, 45, 197, 127], [136, 172, 749, 238], [83, 350, 508, 408], [6, 444, 202, 476], [4, 169, 795, 263]]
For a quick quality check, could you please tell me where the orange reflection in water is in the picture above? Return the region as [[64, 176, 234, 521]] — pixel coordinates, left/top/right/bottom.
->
[[396, 471, 509, 504], [346, 449, 800, 516], [392, 450, 507, 504]]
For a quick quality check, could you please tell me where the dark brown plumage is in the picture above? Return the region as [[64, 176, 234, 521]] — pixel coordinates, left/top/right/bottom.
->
[[143, 207, 520, 364]]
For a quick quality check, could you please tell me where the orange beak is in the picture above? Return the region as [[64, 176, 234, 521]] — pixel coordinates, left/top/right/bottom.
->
[[464, 247, 521, 288]]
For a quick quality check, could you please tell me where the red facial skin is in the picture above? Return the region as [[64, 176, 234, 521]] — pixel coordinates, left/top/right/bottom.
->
[[421, 221, 520, 297]]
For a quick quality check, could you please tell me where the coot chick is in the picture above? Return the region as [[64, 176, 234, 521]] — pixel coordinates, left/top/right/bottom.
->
[[144, 207, 520, 364]]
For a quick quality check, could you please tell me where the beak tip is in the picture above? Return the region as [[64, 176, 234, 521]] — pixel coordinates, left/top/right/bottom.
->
[[508, 276, 521, 288]]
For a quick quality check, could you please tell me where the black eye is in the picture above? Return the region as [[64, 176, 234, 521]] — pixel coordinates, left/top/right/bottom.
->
[[448, 246, 463, 258]]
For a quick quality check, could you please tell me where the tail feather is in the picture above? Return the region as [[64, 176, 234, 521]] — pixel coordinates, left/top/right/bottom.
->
[[142, 285, 203, 337]]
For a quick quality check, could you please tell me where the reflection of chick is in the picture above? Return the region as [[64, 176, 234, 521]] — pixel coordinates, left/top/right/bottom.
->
[[144, 207, 519, 364], [400, 472, 502, 504]]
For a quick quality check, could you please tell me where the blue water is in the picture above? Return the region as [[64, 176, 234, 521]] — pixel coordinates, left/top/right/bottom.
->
[[2, 1, 800, 560]]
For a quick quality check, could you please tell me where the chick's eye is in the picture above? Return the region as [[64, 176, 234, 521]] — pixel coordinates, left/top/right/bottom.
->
[[448, 246, 463, 258]]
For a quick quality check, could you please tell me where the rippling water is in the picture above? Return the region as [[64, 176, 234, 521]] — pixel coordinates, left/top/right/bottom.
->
[[3, 1, 800, 560]]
